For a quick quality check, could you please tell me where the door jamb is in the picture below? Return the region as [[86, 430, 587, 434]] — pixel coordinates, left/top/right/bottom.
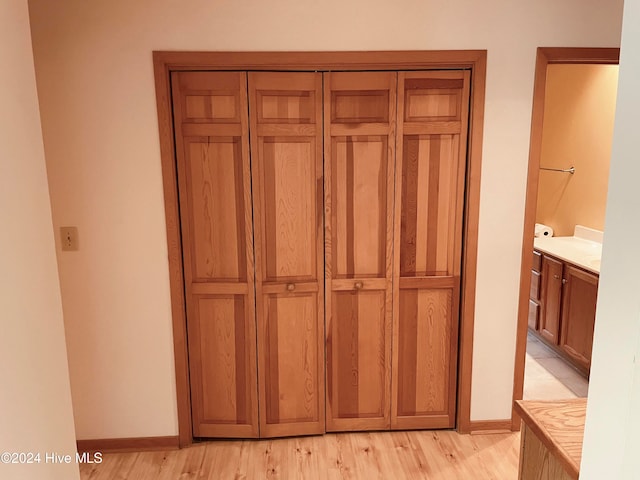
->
[[152, 50, 487, 446], [511, 47, 620, 430]]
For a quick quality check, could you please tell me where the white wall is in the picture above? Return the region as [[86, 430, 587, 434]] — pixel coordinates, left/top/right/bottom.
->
[[0, 1, 79, 479], [27, 0, 623, 438], [581, 0, 640, 477]]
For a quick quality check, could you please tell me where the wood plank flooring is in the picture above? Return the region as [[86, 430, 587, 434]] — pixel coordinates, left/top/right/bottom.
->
[[79, 430, 520, 479]]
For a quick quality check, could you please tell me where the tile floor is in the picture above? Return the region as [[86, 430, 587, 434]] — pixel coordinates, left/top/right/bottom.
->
[[523, 332, 589, 400]]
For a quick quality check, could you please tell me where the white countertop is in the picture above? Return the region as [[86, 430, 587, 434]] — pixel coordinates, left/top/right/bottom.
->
[[533, 226, 603, 275]]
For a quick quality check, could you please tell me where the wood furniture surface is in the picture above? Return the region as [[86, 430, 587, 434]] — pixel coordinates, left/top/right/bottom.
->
[[529, 249, 598, 374], [515, 399, 586, 480], [164, 56, 477, 440]]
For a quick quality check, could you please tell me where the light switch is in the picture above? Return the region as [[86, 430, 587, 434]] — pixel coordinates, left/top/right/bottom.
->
[[60, 226, 79, 251]]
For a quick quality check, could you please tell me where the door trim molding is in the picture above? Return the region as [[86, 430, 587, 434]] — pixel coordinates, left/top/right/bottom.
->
[[153, 50, 487, 444], [511, 47, 619, 431]]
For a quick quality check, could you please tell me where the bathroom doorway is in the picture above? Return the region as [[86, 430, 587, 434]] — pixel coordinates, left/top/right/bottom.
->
[[512, 48, 619, 427]]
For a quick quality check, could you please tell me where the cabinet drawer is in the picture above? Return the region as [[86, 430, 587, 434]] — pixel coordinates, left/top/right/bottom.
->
[[532, 250, 542, 273], [530, 270, 541, 300], [528, 300, 539, 330]]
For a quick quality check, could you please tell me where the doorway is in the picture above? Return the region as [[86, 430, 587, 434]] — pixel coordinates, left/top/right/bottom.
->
[[153, 50, 488, 445], [512, 48, 619, 427]]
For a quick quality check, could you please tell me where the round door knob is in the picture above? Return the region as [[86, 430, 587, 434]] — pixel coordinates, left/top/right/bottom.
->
[[354, 281, 363, 290], [286, 283, 295, 292]]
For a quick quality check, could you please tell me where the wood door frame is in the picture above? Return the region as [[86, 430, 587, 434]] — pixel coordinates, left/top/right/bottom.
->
[[153, 50, 487, 446], [511, 47, 619, 430]]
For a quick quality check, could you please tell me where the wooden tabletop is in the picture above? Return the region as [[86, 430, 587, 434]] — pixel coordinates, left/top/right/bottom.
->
[[514, 398, 587, 479]]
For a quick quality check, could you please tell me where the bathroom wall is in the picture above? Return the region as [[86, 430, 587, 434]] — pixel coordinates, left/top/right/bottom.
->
[[536, 64, 619, 237]]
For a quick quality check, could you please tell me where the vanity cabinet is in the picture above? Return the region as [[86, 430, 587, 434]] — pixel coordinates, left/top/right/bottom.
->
[[559, 265, 598, 371], [539, 255, 563, 345], [530, 250, 598, 373]]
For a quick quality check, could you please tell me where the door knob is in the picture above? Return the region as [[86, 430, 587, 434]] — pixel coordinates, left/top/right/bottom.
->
[[286, 283, 295, 292], [354, 281, 363, 290]]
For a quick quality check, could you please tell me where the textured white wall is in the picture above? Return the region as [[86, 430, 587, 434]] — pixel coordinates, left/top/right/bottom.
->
[[28, 0, 623, 438], [0, 1, 79, 478], [581, 0, 640, 477]]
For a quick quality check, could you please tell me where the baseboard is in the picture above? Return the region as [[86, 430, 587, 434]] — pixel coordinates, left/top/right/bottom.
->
[[468, 419, 514, 434], [76, 436, 179, 453]]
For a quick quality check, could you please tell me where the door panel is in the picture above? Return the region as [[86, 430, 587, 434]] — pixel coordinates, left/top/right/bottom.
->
[[171, 71, 258, 438], [540, 255, 563, 345], [249, 72, 325, 438], [325, 72, 396, 431], [560, 265, 598, 370], [392, 71, 470, 429]]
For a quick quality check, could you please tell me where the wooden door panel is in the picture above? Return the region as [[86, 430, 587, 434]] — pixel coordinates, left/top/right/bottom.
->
[[172, 71, 258, 438], [249, 72, 325, 438], [264, 294, 320, 426], [185, 138, 246, 281], [392, 71, 470, 429], [260, 137, 316, 281], [325, 71, 396, 431], [560, 266, 598, 370], [540, 255, 563, 345], [395, 289, 453, 428], [331, 136, 388, 278], [328, 290, 387, 429], [400, 134, 460, 276], [195, 296, 251, 426]]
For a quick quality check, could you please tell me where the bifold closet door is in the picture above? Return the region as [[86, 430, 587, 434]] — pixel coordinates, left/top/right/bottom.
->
[[325, 72, 397, 431], [171, 72, 259, 438], [391, 71, 470, 429], [248, 72, 325, 438]]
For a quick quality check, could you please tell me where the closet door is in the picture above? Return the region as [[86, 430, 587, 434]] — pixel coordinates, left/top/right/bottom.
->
[[391, 71, 470, 429], [248, 72, 325, 438], [325, 72, 397, 431], [171, 72, 258, 438]]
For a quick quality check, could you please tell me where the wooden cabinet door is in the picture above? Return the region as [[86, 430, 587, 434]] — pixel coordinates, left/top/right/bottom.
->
[[324, 72, 397, 431], [540, 255, 563, 345], [248, 72, 325, 438], [171, 72, 258, 438], [560, 266, 598, 370], [391, 71, 470, 429]]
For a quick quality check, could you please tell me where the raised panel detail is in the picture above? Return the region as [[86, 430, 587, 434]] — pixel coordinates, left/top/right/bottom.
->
[[331, 136, 388, 278], [186, 138, 246, 281], [185, 94, 239, 121], [396, 289, 452, 417], [197, 296, 251, 424], [330, 291, 386, 419], [401, 134, 460, 277], [403, 77, 464, 122], [264, 294, 320, 424], [332, 91, 390, 123], [256, 91, 314, 123], [260, 137, 316, 281]]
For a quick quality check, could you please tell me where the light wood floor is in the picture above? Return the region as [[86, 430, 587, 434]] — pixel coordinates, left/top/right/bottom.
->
[[79, 430, 520, 479]]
